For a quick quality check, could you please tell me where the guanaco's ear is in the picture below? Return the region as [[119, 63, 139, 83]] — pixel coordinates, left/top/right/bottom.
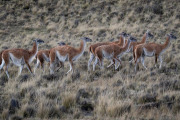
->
[[121, 32, 126, 35], [33, 39, 37, 42], [122, 32, 128, 37], [58, 42, 66, 46], [166, 34, 170, 37], [126, 33, 130, 37], [81, 37, 92, 42], [118, 32, 128, 37], [130, 36, 137, 42], [169, 33, 177, 39], [148, 32, 154, 38], [36, 39, 44, 44]]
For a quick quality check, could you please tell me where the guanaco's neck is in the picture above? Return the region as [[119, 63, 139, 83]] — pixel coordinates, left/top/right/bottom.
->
[[117, 36, 125, 47], [122, 36, 126, 47], [119, 39, 131, 53], [161, 36, 170, 50], [77, 40, 86, 55], [140, 33, 147, 44], [29, 42, 38, 57]]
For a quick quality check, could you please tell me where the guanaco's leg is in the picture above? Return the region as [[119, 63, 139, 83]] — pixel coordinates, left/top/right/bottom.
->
[[134, 58, 140, 72], [56, 61, 64, 72], [93, 57, 98, 71], [129, 49, 135, 63], [2, 53, 10, 78], [59, 61, 64, 68], [0, 59, 5, 70], [4, 63, 10, 79], [49, 51, 56, 74], [134, 50, 140, 72], [141, 56, 147, 70], [159, 56, 163, 69], [134, 47, 143, 72], [40, 60, 45, 72], [113, 57, 122, 70], [25, 61, 34, 76], [88, 52, 94, 71], [100, 58, 104, 70], [114, 59, 119, 70], [50, 62, 55, 74], [34, 59, 40, 74], [155, 54, 158, 68], [18, 65, 24, 76], [107, 59, 115, 68], [129, 58, 134, 63], [67, 60, 73, 74]]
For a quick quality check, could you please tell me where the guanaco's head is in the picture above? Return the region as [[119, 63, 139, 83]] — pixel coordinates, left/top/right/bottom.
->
[[167, 33, 177, 40], [128, 36, 137, 42], [57, 42, 66, 46], [118, 32, 129, 38], [146, 30, 154, 39], [33, 39, 44, 45], [81, 37, 92, 42]]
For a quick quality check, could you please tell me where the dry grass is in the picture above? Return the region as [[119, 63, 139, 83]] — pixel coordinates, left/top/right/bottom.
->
[[0, 0, 180, 119]]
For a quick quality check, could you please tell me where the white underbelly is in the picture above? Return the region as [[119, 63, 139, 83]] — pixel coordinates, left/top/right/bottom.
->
[[42, 53, 50, 62], [159, 49, 167, 56], [102, 50, 114, 59], [29, 54, 36, 64], [117, 52, 124, 58], [56, 51, 68, 62], [9, 53, 24, 67], [143, 48, 155, 57], [72, 52, 83, 61], [127, 46, 133, 53]]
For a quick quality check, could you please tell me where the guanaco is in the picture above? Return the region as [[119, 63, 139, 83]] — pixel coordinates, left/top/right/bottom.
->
[[134, 33, 177, 71], [49, 37, 92, 74], [93, 36, 137, 71], [0, 39, 44, 78], [129, 30, 154, 62], [34, 42, 66, 73], [88, 32, 129, 70]]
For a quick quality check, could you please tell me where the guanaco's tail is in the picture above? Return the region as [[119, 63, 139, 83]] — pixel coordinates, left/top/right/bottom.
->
[[89, 46, 92, 53]]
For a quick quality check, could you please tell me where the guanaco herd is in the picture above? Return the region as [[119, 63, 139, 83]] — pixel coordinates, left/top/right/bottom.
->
[[0, 30, 177, 79]]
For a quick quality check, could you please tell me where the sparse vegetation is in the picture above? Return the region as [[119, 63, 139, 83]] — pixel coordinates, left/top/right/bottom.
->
[[0, 0, 180, 119]]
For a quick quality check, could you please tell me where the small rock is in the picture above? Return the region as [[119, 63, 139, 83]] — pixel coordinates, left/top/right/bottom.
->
[[2, 46, 8, 49], [83, 51, 88, 56], [48, 107, 61, 118], [76, 89, 89, 103], [109, 38, 114, 42], [97, 29, 106, 37], [23, 107, 36, 118], [71, 70, 80, 81], [113, 80, 123, 87], [177, 44, 180, 49], [74, 20, 79, 28], [150, 72, 156, 76], [135, 6, 143, 13], [42, 74, 60, 81], [11, 115, 23, 120], [9, 99, 20, 115], [80, 100, 94, 112], [0, 75, 8, 86], [59, 106, 68, 113], [137, 94, 157, 104], [19, 74, 30, 83]]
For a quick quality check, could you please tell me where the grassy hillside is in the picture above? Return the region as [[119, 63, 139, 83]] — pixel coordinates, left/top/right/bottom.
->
[[0, 0, 180, 119]]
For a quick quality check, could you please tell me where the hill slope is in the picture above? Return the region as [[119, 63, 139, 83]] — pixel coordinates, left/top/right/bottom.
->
[[0, 0, 180, 119]]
